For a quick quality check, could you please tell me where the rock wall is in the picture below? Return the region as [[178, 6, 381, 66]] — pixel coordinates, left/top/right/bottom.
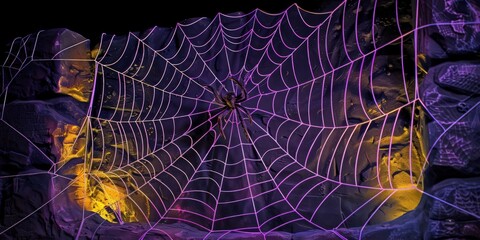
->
[[0, 29, 92, 239], [419, 0, 480, 239]]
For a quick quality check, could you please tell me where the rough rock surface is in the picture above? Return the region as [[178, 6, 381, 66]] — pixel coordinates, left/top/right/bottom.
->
[[424, 178, 480, 239], [0, 29, 91, 239], [421, 61, 480, 175], [420, 0, 480, 239], [422, 0, 480, 57]]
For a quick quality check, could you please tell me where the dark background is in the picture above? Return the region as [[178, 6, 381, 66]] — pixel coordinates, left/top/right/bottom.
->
[[0, 1, 326, 55]]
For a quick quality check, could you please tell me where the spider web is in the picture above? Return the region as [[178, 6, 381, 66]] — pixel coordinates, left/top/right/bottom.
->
[[76, 2, 420, 236], [1, 0, 479, 239]]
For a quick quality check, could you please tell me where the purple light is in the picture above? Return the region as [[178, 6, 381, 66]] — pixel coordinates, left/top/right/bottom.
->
[[1, 1, 480, 239]]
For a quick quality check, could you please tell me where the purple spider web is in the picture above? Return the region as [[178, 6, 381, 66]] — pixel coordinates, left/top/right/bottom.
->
[[78, 2, 420, 237]]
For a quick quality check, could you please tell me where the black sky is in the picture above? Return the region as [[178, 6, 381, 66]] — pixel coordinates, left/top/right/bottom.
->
[[0, 0, 327, 54]]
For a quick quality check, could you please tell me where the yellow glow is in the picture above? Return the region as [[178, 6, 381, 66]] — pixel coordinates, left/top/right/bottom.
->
[[417, 54, 428, 75], [53, 124, 86, 165], [373, 104, 426, 223], [54, 121, 149, 224], [50, 47, 149, 223], [66, 164, 143, 223], [55, 60, 93, 102], [90, 47, 101, 59]]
